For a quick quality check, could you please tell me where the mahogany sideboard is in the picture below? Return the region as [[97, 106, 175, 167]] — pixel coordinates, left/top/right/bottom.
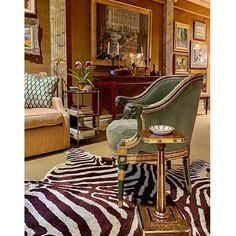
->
[[93, 76, 159, 120]]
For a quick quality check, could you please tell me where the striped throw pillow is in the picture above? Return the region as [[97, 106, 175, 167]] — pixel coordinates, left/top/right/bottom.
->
[[24, 73, 59, 108]]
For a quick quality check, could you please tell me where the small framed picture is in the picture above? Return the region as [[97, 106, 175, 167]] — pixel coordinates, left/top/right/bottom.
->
[[190, 41, 208, 69], [25, 18, 40, 55], [193, 21, 207, 41], [25, 0, 36, 15], [173, 53, 189, 74], [174, 21, 190, 52]]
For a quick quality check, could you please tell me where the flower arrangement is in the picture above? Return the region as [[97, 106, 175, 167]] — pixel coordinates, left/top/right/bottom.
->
[[67, 61, 96, 90]]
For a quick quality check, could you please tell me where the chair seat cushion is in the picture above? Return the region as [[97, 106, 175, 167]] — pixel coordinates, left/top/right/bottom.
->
[[25, 108, 64, 129], [106, 119, 137, 150]]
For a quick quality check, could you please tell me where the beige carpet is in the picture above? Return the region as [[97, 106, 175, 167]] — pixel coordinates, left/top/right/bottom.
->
[[25, 108, 210, 180]]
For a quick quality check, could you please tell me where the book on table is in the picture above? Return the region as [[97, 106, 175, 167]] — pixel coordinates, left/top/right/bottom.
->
[[70, 127, 95, 139], [66, 105, 93, 116]]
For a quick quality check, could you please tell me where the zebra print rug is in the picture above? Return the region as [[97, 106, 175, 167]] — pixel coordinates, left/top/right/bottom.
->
[[25, 148, 210, 236]]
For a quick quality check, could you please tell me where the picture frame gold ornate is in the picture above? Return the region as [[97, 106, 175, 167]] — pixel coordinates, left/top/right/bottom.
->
[[190, 40, 208, 69], [25, 18, 40, 55], [173, 53, 189, 74], [25, 0, 36, 15], [91, 0, 152, 66], [174, 21, 190, 52]]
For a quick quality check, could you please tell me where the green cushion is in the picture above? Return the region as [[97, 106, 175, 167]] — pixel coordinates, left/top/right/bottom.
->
[[24, 73, 58, 108], [106, 119, 137, 150]]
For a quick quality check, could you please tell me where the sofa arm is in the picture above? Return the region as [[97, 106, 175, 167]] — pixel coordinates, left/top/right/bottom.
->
[[51, 97, 69, 125], [52, 97, 66, 113], [51, 97, 70, 147]]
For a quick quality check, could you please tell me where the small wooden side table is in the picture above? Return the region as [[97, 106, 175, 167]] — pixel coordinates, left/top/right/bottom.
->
[[138, 129, 190, 236], [200, 93, 210, 115]]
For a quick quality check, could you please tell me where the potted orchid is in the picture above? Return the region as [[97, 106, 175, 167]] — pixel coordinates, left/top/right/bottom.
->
[[68, 61, 96, 91]]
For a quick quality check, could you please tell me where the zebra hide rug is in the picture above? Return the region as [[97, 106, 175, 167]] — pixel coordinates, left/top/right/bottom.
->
[[25, 148, 210, 236]]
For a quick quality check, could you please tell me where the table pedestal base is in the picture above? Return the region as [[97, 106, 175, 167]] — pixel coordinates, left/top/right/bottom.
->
[[138, 201, 190, 236]]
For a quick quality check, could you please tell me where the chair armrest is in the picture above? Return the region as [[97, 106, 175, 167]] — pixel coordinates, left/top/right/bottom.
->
[[52, 97, 69, 122], [51, 96, 70, 128], [51, 97, 66, 113], [123, 103, 143, 119], [51, 97, 70, 147], [115, 96, 129, 106]]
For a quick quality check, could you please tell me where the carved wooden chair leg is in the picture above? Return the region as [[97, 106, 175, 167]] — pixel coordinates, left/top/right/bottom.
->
[[182, 157, 192, 194], [118, 167, 126, 208], [166, 160, 171, 170], [117, 143, 127, 208]]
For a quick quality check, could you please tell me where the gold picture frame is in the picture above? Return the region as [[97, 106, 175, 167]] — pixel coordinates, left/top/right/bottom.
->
[[25, 0, 36, 15], [173, 53, 189, 74], [174, 21, 190, 52], [25, 18, 40, 55], [190, 41, 208, 69], [91, 0, 152, 66]]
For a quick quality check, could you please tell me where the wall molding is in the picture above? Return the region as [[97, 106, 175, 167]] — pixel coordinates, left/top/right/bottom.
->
[[186, 0, 210, 9], [174, 5, 210, 19]]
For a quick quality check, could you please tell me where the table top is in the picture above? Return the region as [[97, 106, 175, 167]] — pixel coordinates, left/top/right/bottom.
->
[[200, 93, 210, 98], [142, 129, 186, 144]]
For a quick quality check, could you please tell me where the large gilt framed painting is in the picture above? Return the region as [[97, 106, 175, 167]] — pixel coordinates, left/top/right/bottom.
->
[[91, 0, 152, 66]]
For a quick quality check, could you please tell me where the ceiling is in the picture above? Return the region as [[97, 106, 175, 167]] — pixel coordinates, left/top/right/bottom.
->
[[186, 0, 210, 8]]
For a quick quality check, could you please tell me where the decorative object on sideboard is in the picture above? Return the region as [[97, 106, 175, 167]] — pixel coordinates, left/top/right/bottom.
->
[[91, 0, 152, 66], [67, 61, 96, 91], [193, 21, 207, 41], [120, 53, 150, 76], [108, 52, 120, 76], [25, 0, 36, 15], [25, 18, 40, 55], [190, 41, 208, 69], [174, 21, 190, 52], [150, 64, 159, 76]]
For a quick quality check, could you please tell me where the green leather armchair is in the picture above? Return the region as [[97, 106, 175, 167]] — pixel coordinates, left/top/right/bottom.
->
[[106, 74, 203, 207]]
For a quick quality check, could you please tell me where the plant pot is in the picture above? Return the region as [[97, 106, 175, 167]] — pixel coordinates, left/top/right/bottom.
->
[[78, 82, 86, 90]]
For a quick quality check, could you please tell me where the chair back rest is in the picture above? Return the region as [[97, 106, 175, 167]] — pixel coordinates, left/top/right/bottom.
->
[[136, 75, 186, 105], [143, 74, 203, 149]]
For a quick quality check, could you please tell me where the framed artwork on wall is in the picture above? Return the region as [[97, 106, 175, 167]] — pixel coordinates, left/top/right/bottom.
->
[[25, 0, 36, 15], [193, 21, 207, 41], [91, 0, 152, 66], [25, 18, 40, 55], [173, 53, 189, 74], [190, 41, 208, 68], [174, 22, 190, 52]]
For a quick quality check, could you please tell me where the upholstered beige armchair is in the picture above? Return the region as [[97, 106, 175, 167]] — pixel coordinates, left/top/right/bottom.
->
[[25, 97, 70, 158], [24, 72, 70, 158], [106, 74, 203, 207]]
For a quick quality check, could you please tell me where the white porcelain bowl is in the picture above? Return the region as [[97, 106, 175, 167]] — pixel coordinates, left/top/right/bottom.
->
[[149, 125, 174, 135]]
